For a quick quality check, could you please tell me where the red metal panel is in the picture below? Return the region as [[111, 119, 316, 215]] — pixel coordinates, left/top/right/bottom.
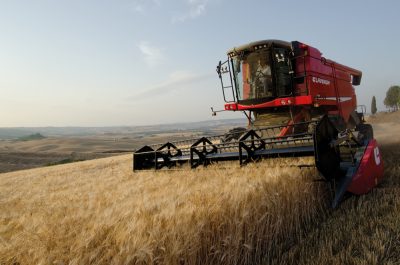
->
[[224, 96, 313, 111], [291, 43, 359, 123], [347, 139, 384, 195]]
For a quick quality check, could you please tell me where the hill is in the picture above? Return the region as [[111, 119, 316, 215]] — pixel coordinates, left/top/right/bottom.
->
[[0, 118, 247, 174], [0, 118, 246, 140], [367, 110, 400, 124], [16, 133, 46, 141]]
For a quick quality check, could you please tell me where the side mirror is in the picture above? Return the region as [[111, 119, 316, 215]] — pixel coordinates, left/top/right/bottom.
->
[[211, 107, 217, 116], [352, 74, 362, 86], [216, 61, 222, 78]]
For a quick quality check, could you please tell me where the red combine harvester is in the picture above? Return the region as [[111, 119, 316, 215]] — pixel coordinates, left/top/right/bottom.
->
[[134, 40, 384, 207]]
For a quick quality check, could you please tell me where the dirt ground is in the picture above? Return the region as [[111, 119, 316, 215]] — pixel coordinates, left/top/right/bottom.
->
[[368, 111, 400, 144]]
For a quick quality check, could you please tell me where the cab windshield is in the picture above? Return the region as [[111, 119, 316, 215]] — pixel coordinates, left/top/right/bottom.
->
[[232, 48, 293, 104], [232, 51, 273, 101]]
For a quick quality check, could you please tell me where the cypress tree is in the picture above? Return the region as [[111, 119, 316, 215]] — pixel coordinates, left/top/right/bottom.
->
[[371, 96, 377, 114]]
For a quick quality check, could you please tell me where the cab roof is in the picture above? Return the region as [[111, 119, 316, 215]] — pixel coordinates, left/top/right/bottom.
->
[[227, 39, 291, 57]]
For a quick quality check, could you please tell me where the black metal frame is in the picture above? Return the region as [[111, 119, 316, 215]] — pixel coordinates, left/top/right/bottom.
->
[[134, 119, 318, 171], [356, 105, 367, 122], [190, 137, 218, 168], [217, 59, 237, 103]]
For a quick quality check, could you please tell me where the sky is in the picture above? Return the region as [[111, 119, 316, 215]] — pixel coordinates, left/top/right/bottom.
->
[[0, 0, 399, 127]]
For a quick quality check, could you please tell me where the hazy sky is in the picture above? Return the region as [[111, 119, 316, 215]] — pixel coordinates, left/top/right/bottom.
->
[[0, 0, 399, 126]]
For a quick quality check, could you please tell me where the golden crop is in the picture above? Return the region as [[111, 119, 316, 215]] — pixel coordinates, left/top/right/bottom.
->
[[0, 156, 330, 265], [1, 115, 399, 264]]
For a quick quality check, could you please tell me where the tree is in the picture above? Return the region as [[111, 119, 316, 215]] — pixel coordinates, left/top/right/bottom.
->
[[371, 96, 377, 114], [384, 85, 400, 111]]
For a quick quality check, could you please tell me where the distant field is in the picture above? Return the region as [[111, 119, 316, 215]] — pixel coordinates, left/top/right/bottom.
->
[[0, 113, 399, 264], [0, 119, 243, 173]]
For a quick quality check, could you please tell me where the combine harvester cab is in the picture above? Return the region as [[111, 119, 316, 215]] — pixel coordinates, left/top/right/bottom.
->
[[134, 40, 384, 207]]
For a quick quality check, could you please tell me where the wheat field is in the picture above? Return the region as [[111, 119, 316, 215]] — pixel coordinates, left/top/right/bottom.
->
[[0, 155, 330, 265], [1, 114, 399, 265]]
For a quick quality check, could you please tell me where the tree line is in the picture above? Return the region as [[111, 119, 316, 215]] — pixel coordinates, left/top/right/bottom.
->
[[370, 85, 400, 114]]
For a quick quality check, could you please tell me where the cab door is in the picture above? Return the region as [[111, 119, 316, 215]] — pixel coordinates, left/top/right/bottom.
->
[[273, 48, 293, 97]]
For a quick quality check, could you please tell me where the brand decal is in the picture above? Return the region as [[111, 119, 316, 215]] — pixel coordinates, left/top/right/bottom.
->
[[324, 97, 353, 102], [374, 146, 381, 166], [312, 77, 331, 85]]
